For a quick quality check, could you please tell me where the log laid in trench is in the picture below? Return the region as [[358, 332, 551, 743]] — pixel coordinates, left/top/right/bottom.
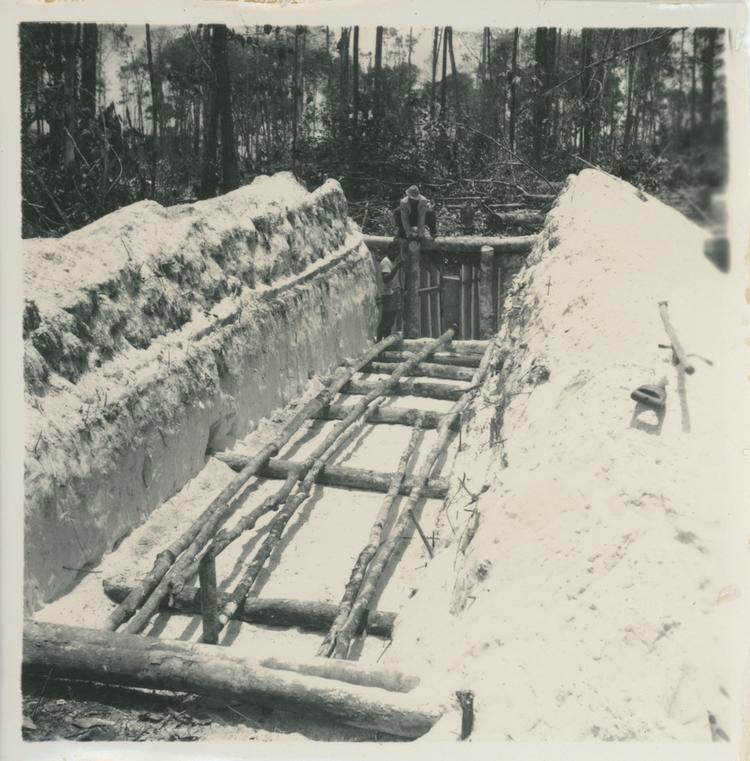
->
[[345, 377, 467, 401], [108, 333, 403, 632], [398, 338, 488, 355], [103, 580, 396, 636], [364, 361, 475, 382], [319, 418, 423, 658], [331, 340, 498, 659], [488, 210, 545, 229], [215, 453, 450, 499], [314, 402, 454, 430], [23, 620, 442, 739], [377, 350, 482, 368]]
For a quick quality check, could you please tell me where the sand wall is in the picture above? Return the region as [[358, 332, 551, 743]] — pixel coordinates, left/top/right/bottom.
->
[[24, 174, 377, 611], [384, 169, 747, 742]]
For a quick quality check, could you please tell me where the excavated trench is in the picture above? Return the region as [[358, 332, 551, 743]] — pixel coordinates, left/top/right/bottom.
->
[[23, 172, 507, 742], [26, 169, 739, 744]]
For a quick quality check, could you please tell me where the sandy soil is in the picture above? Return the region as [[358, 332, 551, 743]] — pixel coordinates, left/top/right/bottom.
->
[[383, 169, 748, 743]]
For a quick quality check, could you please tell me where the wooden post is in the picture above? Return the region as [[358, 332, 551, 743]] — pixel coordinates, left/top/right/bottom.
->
[[478, 245, 495, 338], [405, 240, 421, 338], [198, 551, 219, 644]]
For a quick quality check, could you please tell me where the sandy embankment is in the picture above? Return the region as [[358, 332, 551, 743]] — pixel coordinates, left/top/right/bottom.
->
[[24, 173, 377, 611], [384, 169, 748, 743]]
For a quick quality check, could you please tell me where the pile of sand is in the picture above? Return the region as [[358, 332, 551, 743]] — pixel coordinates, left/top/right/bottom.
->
[[385, 169, 747, 743]]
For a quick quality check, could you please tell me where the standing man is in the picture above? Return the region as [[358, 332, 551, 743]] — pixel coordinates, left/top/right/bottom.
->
[[375, 249, 404, 341]]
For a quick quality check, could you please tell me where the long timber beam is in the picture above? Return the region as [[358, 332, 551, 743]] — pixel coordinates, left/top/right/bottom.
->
[[215, 454, 450, 499]]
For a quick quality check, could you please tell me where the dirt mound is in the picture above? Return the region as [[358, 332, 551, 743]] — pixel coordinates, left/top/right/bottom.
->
[[384, 169, 747, 742], [24, 174, 377, 611]]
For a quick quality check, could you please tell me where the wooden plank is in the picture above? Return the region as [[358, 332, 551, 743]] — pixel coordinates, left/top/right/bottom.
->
[[103, 582, 397, 637], [23, 620, 442, 739], [214, 453, 450, 499]]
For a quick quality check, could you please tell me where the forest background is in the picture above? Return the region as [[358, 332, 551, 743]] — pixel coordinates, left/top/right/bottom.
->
[[19, 23, 727, 238]]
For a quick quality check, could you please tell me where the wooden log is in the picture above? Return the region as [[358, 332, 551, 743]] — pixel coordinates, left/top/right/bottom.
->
[[345, 377, 466, 401], [332, 340, 497, 659], [103, 581, 396, 636], [259, 655, 418, 694], [319, 420, 423, 658], [314, 401, 456, 430], [658, 300, 695, 374], [364, 361, 474, 382], [377, 350, 481, 368], [198, 552, 219, 645], [23, 620, 442, 739], [111, 333, 403, 633], [215, 453, 450, 499], [217, 329, 457, 628], [364, 234, 536, 255], [488, 210, 544, 228], [398, 338, 488, 355], [478, 245, 496, 339], [404, 240, 421, 338]]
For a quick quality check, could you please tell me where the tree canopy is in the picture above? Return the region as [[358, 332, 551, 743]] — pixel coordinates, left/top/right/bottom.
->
[[20, 24, 727, 238]]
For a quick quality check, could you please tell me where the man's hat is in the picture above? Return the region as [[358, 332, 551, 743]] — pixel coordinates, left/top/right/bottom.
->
[[406, 185, 420, 199]]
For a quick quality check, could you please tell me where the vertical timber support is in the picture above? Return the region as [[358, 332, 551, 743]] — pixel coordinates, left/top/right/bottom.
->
[[478, 245, 495, 338], [198, 551, 219, 644], [404, 240, 421, 338]]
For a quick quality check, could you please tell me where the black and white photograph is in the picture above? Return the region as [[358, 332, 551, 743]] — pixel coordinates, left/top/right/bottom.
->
[[2, 0, 749, 757]]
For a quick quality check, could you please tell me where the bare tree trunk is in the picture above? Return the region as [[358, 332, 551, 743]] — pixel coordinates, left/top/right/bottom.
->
[[80, 24, 98, 122], [508, 27, 520, 150], [292, 26, 300, 172], [440, 26, 448, 117], [211, 24, 239, 193], [700, 28, 718, 134], [352, 26, 359, 134], [62, 23, 79, 173], [198, 28, 220, 199], [145, 24, 158, 198], [374, 26, 384, 123], [430, 27, 440, 120], [580, 28, 594, 160], [447, 27, 459, 113], [690, 30, 697, 140], [623, 32, 638, 153]]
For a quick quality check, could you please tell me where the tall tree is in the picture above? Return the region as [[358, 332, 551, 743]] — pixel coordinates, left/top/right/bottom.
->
[[374, 26, 384, 123], [62, 23, 79, 173], [440, 26, 448, 117], [213, 24, 239, 192], [145, 24, 159, 197], [80, 24, 98, 122], [700, 29, 718, 133], [352, 26, 359, 133], [430, 27, 440, 119], [508, 27, 520, 150]]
